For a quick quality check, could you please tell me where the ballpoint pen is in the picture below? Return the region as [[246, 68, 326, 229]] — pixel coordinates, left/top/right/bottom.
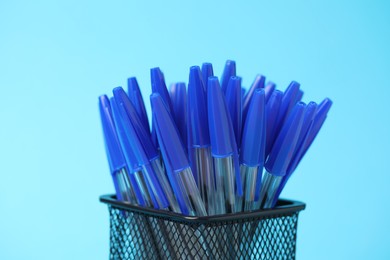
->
[[239, 89, 266, 212], [201, 62, 214, 91], [169, 82, 187, 150], [208, 76, 243, 214], [225, 76, 243, 149], [271, 98, 332, 207], [98, 95, 138, 205], [187, 66, 216, 215], [110, 97, 154, 207], [257, 102, 306, 209], [127, 77, 150, 134], [113, 87, 180, 212], [242, 75, 265, 126], [264, 82, 276, 103], [220, 60, 236, 94], [269, 101, 318, 207], [151, 93, 207, 216]]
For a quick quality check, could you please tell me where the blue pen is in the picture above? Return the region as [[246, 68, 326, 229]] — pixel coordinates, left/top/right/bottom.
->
[[98, 95, 138, 204], [208, 77, 243, 214], [239, 89, 266, 212], [225, 76, 243, 148], [257, 102, 306, 209], [242, 75, 265, 126], [187, 66, 216, 215], [201, 62, 214, 91], [169, 82, 188, 150], [270, 102, 318, 207], [151, 93, 207, 216], [114, 87, 180, 212], [110, 97, 155, 207], [220, 60, 236, 94], [127, 77, 151, 134]]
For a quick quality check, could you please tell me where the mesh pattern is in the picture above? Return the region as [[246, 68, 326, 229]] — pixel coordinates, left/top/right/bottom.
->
[[106, 205, 301, 260]]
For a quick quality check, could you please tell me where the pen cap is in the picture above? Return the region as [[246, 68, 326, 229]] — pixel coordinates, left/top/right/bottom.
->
[[225, 76, 243, 148], [207, 77, 235, 157], [275, 81, 301, 131], [264, 82, 276, 103], [303, 98, 333, 153], [240, 89, 266, 167], [151, 93, 190, 172], [188, 66, 210, 146], [265, 102, 306, 176], [113, 87, 159, 161], [151, 67, 174, 114], [201, 62, 214, 91], [285, 102, 318, 176], [220, 60, 236, 93], [99, 95, 127, 174], [265, 90, 283, 156], [127, 77, 150, 133], [110, 97, 140, 173], [243, 75, 265, 125], [169, 82, 188, 149]]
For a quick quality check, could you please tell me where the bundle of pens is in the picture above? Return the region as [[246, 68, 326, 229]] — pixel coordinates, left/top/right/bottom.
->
[[99, 60, 332, 217]]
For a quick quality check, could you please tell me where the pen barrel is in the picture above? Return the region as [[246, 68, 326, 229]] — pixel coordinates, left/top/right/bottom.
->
[[241, 166, 259, 212], [141, 164, 169, 209], [194, 147, 216, 215], [151, 158, 181, 213], [214, 156, 237, 214], [133, 171, 154, 207], [176, 168, 207, 216], [115, 168, 138, 204], [257, 171, 283, 209]]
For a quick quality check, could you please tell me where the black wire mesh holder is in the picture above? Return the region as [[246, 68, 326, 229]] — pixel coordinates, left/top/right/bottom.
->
[[100, 194, 305, 260]]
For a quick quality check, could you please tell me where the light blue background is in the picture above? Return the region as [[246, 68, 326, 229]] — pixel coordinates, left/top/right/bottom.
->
[[1, 1, 389, 259]]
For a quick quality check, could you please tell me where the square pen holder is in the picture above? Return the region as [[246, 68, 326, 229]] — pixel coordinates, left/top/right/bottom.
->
[[100, 194, 305, 260]]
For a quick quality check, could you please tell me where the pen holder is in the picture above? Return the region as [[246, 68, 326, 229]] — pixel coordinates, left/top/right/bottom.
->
[[100, 194, 305, 260]]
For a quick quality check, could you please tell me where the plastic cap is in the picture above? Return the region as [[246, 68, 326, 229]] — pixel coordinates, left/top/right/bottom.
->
[[240, 89, 266, 166], [265, 90, 283, 156], [110, 97, 140, 173], [98, 95, 127, 173], [113, 87, 158, 160], [265, 102, 306, 176], [220, 60, 236, 93], [201, 62, 214, 91], [188, 66, 210, 147], [127, 77, 150, 133], [169, 82, 188, 149], [207, 77, 235, 157], [150, 67, 174, 114], [225, 76, 242, 148], [304, 98, 333, 152], [264, 82, 276, 103], [243, 75, 265, 124], [151, 93, 190, 172]]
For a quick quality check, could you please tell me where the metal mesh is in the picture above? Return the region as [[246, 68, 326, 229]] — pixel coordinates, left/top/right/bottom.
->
[[106, 205, 301, 260]]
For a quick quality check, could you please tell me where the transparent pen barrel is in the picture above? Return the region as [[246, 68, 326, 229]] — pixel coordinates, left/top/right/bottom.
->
[[176, 167, 207, 216], [257, 171, 283, 209], [213, 156, 236, 214], [151, 158, 181, 213], [115, 168, 137, 204], [241, 165, 259, 212], [194, 147, 216, 215]]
